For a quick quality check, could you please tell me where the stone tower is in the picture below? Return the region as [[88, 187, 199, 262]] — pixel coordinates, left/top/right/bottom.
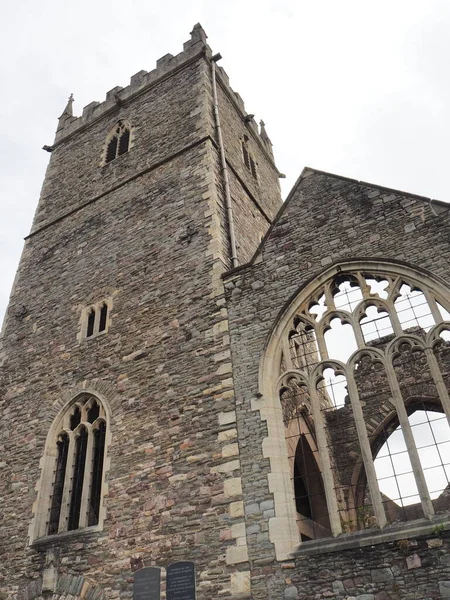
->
[[2, 25, 450, 600], [0, 25, 281, 600]]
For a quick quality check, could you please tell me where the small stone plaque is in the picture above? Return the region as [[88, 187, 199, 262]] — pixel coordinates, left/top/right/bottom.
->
[[166, 561, 196, 600], [133, 567, 161, 600]]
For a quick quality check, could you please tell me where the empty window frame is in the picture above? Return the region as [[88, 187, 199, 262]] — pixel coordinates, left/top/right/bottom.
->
[[273, 265, 450, 541], [42, 395, 108, 538], [105, 121, 131, 164]]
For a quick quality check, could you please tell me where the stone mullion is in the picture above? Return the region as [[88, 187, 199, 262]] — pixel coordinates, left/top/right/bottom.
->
[[386, 299, 403, 337], [424, 347, 450, 427], [351, 315, 366, 349], [324, 283, 335, 312], [385, 366, 435, 519], [357, 271, 371, 299], [423, 291, 443, 324], [79, 424, 94, 529], [58, 432, 76, 532], [316, 325, 328, 360], [282, 337, 294, 370], [309, 386, 342, 536], [346, 373, 387, 529]]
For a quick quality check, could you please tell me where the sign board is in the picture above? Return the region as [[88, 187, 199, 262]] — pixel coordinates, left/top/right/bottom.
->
[[133, 567, 161, 600], [166, 561, 196, 600]]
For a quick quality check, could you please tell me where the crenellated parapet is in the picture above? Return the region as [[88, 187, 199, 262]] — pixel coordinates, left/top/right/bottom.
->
[[53, 24, 274, 159]]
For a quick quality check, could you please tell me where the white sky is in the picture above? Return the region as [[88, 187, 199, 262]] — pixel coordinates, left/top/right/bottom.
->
[[1, 0, 450, 321]]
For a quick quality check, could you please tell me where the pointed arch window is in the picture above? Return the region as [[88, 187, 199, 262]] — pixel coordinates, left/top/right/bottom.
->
[[34, 395, 108, 540], [104, 121, 131, 164], [80, 300, 111, 340], [260, 262, 450, 556]]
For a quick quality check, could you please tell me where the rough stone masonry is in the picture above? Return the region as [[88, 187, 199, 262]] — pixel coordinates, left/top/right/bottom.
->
[[1, 23, 450, 600]]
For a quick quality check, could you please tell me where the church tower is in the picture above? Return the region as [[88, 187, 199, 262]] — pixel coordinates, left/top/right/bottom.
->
[[3, 24, 450, 600], [0, 25, 281, 600]]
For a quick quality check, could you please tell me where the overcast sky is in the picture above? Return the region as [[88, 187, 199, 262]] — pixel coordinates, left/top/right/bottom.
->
[[1, 0, 450, 321]]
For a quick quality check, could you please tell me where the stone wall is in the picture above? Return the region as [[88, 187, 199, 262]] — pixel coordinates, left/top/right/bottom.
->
[[0, 26, 282, 600], [224, 168, 450, 598]]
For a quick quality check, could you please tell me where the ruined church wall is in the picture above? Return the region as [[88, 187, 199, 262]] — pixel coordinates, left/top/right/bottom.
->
[[224, 170, 450, 598]]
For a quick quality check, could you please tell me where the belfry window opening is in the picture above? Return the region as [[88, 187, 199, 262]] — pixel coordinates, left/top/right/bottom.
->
[[275, 268, 450, 541], [105, 121, 131, 164]]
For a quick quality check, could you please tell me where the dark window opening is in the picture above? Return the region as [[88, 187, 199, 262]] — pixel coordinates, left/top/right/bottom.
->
[[70, 406, 81, 430], [242, 142, 250, 169], [47, 433, 69, 535], [293, 434, 331, 540], [105, 124, 130, 163], [242, 138, 257, 180], [86, 309, 96, 337], [106, 136, 118, 163], [84, 303, 109, 339], [88, 422, 106, 526], [118, 128, 130, 156], [68, 427, 88, 531], [99, 304, 108, 333], [87, 401, 100, 424]]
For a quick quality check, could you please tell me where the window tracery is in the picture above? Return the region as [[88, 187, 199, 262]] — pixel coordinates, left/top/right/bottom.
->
[[271, 266, 450, 545], [38, 395, 108, 540], [104, 121, 131, 164]]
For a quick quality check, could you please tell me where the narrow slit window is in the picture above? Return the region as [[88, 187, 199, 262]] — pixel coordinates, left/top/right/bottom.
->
[[242, 141, 250, 169], [242, 137, 257, 180], [250, 156, 257, 179], [99, 304, 108, 333]]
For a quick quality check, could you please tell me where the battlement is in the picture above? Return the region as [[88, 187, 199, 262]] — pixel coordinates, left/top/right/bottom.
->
[[54, 24, 262, 147]]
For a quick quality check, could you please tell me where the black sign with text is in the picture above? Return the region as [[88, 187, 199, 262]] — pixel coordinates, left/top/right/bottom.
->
[[166, 561, 196, 600], [133, 567, 161, 600]]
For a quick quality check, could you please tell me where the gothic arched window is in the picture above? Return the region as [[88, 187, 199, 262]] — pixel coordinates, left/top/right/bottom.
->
[[36, 395, 108, 540], [104, 121, 131, 164], [259, 262, 450, 557]]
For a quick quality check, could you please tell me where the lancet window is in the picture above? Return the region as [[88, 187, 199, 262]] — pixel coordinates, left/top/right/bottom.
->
[[273, 266, 450, 542], [43, 395, 107, 538]]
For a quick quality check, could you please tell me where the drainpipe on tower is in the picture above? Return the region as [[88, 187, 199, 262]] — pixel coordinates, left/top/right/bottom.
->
[[211, 53, 239, 269]]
